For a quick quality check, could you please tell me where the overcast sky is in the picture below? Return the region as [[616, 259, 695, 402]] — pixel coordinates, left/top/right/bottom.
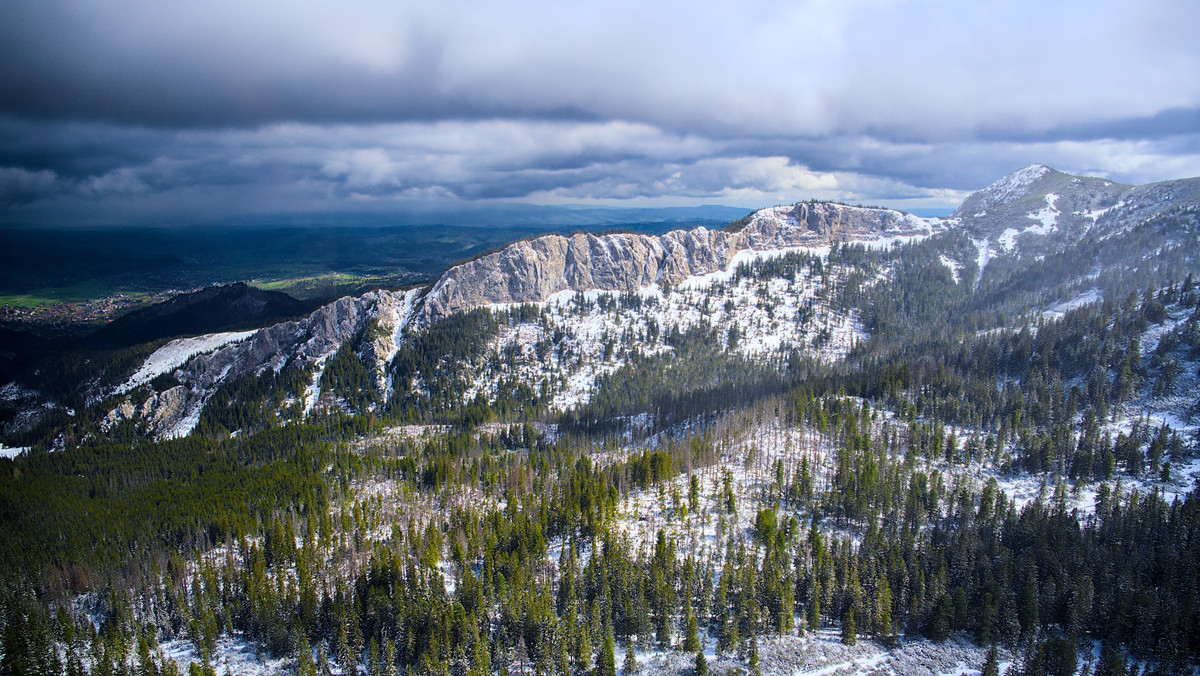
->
[[2, 0, 1198, 224]]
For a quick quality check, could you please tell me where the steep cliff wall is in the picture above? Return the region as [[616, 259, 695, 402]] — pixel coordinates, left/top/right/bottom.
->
[[420, 202, 931, 322]]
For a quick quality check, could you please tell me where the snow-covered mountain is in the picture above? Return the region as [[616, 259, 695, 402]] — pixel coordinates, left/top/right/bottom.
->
[[7, 165, 1200, 443], [950, 163, 1200, 263], [93, 202, 930, 438]]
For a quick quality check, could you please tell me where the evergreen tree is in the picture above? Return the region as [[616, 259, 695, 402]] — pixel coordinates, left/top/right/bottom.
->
[[683, 600, 701, 653], [841, 608, 856, 646], [981, 645, 1000, 676], [623, 640, 639, 675], [295, 634, 316, 676], [596, 619, 616, 676]]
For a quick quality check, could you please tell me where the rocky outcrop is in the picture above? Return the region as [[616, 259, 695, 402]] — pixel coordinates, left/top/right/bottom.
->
[[126, 289, 418, 438], [419, 202, 932, 322]]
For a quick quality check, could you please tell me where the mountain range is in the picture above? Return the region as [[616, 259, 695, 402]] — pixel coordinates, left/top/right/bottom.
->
[[3, 164, 1198, 445]]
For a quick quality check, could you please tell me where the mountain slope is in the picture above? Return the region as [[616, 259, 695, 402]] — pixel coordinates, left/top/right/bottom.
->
[[951, 163, 1200, 266], [6, 165, 1200, 445], [85, 282, 314, 350]]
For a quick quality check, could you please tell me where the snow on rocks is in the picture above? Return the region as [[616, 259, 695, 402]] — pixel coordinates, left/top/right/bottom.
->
[[634, 631, 990, 676], [963, 164, 1050, 215], [473, 253, 865, 413], [0, 444, 28, 459], [116, 330, 256, 395]]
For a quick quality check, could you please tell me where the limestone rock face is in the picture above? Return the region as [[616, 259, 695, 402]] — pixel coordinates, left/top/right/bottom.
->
[[420, 202, 932, 322], [142, 386, 189, 437]]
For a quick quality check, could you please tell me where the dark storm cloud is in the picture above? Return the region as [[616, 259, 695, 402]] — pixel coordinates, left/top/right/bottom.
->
[[2, 0, 1198, 221]]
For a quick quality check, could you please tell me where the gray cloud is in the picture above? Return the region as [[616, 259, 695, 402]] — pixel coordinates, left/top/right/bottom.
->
[[1, 0, 1198, 222]]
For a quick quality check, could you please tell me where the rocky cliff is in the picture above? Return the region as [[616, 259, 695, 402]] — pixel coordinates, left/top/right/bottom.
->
[[131, 288, 419, 437], [419, 202, 932, 323]]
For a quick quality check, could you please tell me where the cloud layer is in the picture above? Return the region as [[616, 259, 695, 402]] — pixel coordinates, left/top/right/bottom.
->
[[2, 0, 1199, 222]]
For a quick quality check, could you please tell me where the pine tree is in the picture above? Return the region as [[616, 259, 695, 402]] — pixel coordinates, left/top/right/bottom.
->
[[981, 645, 1000, 676], [683, 601, 701, 653], [874, 579, 892, 639], [622, 640, 639, 675], [295, 634, 316, 676], [596, 619, 616, 676], [841, 608, 856, 646], [1095, 642, 1126, 676], [382, 639, 399, 676], [694, 651, 708, 676]]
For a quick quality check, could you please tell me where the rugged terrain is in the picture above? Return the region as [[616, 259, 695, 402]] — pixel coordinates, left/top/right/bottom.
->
[[1, 165, 1199, 676]]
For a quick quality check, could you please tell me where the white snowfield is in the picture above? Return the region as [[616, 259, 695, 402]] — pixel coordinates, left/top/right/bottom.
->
[[0, 444, 29, 459], [1027, 193, 1059, 234], [116, 330, 256, 395]]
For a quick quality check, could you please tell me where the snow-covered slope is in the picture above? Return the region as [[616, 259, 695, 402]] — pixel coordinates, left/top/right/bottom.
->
[[473, 255, 864, 413], [109, 289, 421, 438], [953, 164, 1200, 274], [115, 330, 256, 395]]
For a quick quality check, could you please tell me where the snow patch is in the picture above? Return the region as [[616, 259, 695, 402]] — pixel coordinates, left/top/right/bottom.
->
[[1040, 288, 1101, 319], [0, 444, 29, 459], [304, 353, 334, 414], [997, 228, 1021, 252], [939, 255, 961, 284], [117, 331, 256, 394], [971, 238, 991, 290], [1027, 193, 1059, 234]]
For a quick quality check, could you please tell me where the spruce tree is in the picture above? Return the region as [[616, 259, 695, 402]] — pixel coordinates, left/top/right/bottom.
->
[[841, 608, 856, 646], [295, 634, 316, 676], [981, 645, 1000, 676], [622, 640, 639, 675], [596, 619, 616, 676], [683, 601, 701, 653]]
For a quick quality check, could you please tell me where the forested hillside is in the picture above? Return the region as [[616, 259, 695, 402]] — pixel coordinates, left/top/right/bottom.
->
[[1, 166, 1199, 675]]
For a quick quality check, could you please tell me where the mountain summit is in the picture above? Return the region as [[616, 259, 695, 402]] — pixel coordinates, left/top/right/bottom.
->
[[952, 163, 1200, 259]]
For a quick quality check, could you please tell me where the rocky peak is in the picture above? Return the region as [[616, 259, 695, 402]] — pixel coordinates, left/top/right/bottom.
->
[[953, 164, 1058, 218]]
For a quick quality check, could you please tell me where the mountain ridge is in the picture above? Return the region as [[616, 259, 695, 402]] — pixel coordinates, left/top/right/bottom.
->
[[419, 201, 933, 323], [5, 164, 1200, 443]]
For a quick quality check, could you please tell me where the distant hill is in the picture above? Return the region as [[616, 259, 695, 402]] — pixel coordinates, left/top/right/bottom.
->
[[85, 282, 315, 350]]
